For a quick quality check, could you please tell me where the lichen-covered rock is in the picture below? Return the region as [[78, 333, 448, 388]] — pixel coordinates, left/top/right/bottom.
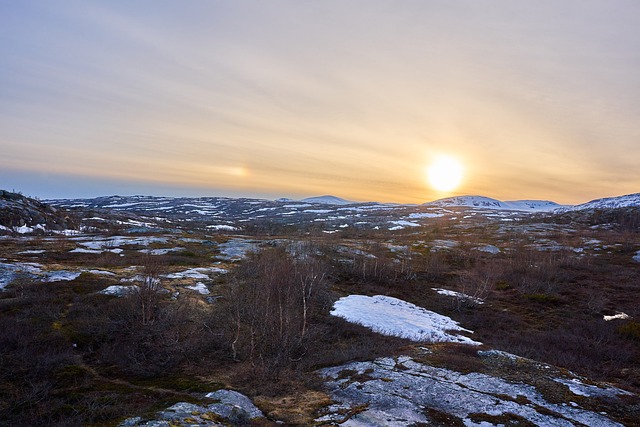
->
[[317, 354, 633, 427], [118, 389, 264, 427], [205, 389, 264, 421]]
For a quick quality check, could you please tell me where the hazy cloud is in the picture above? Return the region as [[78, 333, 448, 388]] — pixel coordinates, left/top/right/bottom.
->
[[1, 0, 639, 203]]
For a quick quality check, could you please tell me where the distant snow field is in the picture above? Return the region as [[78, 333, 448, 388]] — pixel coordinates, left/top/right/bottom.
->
[[406, 212, 444, 219], [331, 295, 480, 345], [206, 224, 237, 231], [389, 220, 420, 231], [139, 247, 185, 255]]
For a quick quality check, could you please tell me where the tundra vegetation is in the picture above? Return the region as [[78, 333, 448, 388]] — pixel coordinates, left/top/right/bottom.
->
[[0, 194, 639, 425]]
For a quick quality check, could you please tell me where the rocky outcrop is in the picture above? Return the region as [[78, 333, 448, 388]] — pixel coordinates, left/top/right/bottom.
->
[[317, 350, 637, 426], [0, 190, 77, 232], [119, 389, 265, 426]]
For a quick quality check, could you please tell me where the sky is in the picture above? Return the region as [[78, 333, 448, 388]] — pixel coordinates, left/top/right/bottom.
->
[[1, 1, 639, 204]]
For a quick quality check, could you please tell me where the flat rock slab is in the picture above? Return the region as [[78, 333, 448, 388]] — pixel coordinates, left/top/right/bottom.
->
[[317, 355, 629, 427]]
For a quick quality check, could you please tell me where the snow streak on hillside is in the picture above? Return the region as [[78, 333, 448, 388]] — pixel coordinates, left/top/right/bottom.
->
[[301, 195, 355, 205], [424, 195, 562, 212], [563, 193, 640, 211]]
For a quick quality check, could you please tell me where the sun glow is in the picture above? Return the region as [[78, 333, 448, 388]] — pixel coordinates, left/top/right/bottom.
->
[[427, 155, 464, 192]]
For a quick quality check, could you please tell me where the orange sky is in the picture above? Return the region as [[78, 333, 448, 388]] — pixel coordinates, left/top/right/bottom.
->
[[1, 1, 639, 204]]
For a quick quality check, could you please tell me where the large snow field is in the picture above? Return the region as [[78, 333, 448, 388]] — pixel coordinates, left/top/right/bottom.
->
[[331, 295, 481, 345]]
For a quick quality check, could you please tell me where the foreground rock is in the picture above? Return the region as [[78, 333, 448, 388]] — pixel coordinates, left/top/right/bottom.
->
[[119, 389, 265, 426], [317, 350, 636, 426]]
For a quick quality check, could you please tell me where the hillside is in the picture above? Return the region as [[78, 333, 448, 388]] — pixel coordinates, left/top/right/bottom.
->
[[0, 190, 77, 233], [424, 195, 562, 211], [565, 192, 640, 211], [301, 195, 356, 205]]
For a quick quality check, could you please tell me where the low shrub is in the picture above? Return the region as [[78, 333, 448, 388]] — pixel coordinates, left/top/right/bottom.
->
[[523, 293, 562, 304], [617, 321, 640, 342]]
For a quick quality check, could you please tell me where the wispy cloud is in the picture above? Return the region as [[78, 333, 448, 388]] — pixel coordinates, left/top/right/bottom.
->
[[1, 1, 639, 203]]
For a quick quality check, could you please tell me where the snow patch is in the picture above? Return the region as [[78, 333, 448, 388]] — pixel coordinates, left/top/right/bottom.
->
[[407, 212, 444, 219], [186, 282, 210, 294], [0, 262, 42, 290], [331, 295, 480, 345], [302, 195, 354, 205], [99, 285, 137, 296], [83, 269, 116, 276], [206, 224, 238, 231], [554, 378, 632, 398], [15, 225, 35, 234], [218, 239, 258, 260], [390, 220, 420, 228], [165, 267, 226, 280], [430, 239, 459, 250], [69, 248, 103, 254], [42, 271, 81, 282], [603, 312, 630, 321], [74, 236, 168, 250], [139, 247, 185, 255]]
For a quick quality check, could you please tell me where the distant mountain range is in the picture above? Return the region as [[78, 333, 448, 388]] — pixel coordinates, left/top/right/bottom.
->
[[2, 189, 640, 234], [299, 193, 640, 212], [301, 195, 355, 205]]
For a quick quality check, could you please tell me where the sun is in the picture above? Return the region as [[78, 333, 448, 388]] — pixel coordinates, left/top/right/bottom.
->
[[427, 155, 464, 192]]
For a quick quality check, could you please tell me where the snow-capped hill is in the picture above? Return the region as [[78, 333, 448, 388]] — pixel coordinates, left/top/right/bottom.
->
[[424, 196, 508, 209], [425, 196, 563, 212], [301, 195, 355, 205], [568, 193, 640, 211], [504, 200, 562, 211]]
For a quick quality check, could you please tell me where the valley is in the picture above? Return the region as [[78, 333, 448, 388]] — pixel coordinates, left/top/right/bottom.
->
[[1, 191, 639, 426]]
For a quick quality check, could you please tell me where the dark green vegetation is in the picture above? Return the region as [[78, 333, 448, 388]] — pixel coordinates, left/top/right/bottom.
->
[[1, 198, 639, 425]]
